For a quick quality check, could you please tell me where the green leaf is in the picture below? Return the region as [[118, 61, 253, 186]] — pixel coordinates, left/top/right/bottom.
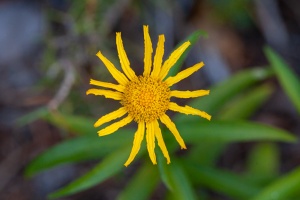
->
[[157, 154, 197, 200], [48, 146, 130, 199], [176, 121, 296, 143], [187, 84, 274, 166], [185, 163, 260, 199], [251, 167, 300, 200], [43, 112, 96, 135], [245, 143, 279, 185], [16, 107, 49, 127], [220, 83, 274, 120], [157, 152, 173, 191], [175, 67, 273, 122], [25, 129, 133, 177], [187, 142, 225, 166], [168, 30, 208, 78], [117, 163, 159, 200], [264, 46, 300, 113]]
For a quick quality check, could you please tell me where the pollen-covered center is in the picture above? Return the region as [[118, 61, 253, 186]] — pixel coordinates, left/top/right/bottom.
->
[[121, 76, 170, 123]]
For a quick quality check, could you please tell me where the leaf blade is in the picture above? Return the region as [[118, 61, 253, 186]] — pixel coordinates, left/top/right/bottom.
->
[[264, 46, 300, 113], [117, 163, 159, 200], [25, 128, 133, 177], [168, 30, 208, 78], [175, 67, 273, 122], [245, 143, 279, 185], [251, 167, 300, 200], [16, 107, 49, 127], [177, 121, 296, 143], [48, 146, 130, 199], [43, 112, 96, 135], [220, 83, 274, 120], [185, 163, 260, 199], [158, 153, 198, 200]]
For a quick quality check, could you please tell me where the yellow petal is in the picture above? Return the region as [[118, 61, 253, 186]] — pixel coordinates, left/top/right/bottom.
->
[[153, 120, 170, 164], [165, 62, 205, 87], [146, 121, 157, 164], [158, 41, 191, 80], [159, 114, 186, 149], [96, 51, 128, 85], [169, 102, 211, 120], [86, 89, 122, 100], [98, 115, 133, 136], [151, 34, 165, 78], [143, 25, 153, 76], [124, 122, 145, 167], [116, 32, 136, 80], [90, 79, 125, 92], [94, 107, 127, 128], [170, 90, 210, 98]]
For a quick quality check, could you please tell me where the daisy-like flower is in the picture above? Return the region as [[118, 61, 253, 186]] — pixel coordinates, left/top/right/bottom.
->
[[87, 25, 211, 166]]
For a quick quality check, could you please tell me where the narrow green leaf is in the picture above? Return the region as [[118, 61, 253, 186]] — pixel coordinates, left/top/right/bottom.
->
[[185, 163, 260, 199], [251, 167, 300, 200], [43, 112, 96, 135], [176, 121, 296, 143], [117, 163, 159, 200], [48, 146, 130, 199], [175, 67, 273, 122], [264, 46, 300, 113], [248, 143, 279, 175], [25, 129, 133, 177], [16, 107, 48, 127], [187, 84, 274, 166], [245, 143, 279, 185], [220, 83, 274, 120], [168, 30, 208, 78], [158, 153, 197, 200], [187, 142, 225, 166], [198, 67, 272, 113], [174, 68, 272, 122], [165, 189, 209, 200], [157, 150, 173, 191]]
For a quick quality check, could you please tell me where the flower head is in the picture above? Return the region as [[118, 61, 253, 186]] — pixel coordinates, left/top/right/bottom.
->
[[87, 25, 211, 166]]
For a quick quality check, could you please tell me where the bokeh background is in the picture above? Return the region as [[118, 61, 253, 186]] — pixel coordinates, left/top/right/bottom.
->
[[0, 0, 300, 199]]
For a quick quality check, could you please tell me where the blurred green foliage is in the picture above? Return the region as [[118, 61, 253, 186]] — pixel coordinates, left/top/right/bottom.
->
[[208, 0, 253, 29]]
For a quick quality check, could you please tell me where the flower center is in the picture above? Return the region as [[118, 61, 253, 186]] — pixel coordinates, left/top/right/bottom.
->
[[121, 76, 170, 123]]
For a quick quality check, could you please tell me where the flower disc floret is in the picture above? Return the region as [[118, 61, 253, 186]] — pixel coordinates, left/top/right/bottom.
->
[[121, 76, 170, 123]]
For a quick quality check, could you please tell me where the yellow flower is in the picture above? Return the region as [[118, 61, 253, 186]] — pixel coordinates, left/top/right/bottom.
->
[[87, 25, 211, 166]]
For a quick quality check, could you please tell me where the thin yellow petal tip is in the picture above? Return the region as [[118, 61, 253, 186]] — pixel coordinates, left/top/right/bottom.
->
[[153, 161, 157, 165], [96, 51, 102, 56]]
